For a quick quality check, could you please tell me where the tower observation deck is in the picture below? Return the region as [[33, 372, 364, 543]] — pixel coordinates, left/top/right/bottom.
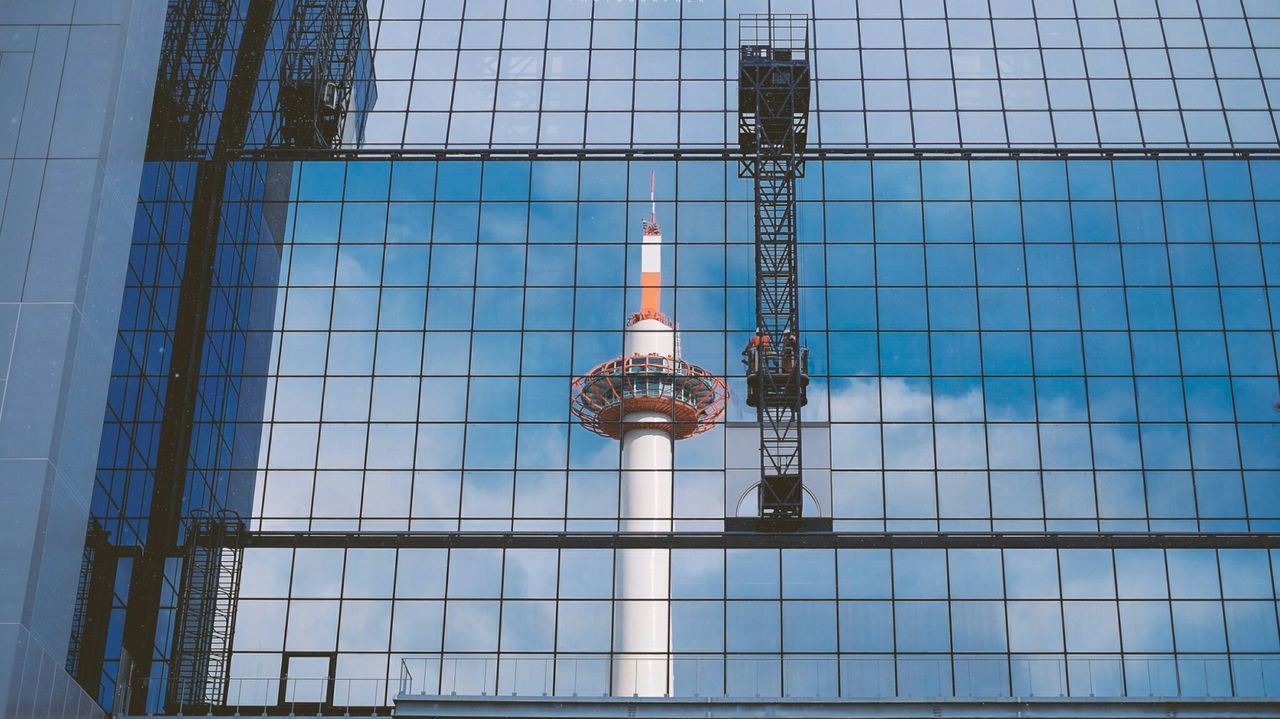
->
[[570, 174, 727, 697], [570, 173, 728, 441]]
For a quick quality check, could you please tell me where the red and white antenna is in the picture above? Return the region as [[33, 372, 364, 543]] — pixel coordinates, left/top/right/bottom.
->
[[643, 170, 660, 236]]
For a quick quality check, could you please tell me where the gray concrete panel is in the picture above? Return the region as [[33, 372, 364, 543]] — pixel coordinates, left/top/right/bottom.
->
[[0, 158, 43, 301], [52, 26, 125, 159], [0, 51, 32, 157], [23, 160, 99, 303], [0, 0, 166, 714], [15, 27, 68, 158]]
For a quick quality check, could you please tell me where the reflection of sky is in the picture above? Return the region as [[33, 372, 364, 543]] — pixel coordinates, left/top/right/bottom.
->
[[253, 158, 1279, 527], [355, 3, 1280, 148], [229, 541, 1278, 700]]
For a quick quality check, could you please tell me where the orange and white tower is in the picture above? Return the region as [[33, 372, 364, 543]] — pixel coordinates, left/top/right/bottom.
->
[[570, 173, 727, 696]]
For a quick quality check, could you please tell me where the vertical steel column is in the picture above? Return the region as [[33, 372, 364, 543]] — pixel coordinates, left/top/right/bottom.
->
[[123, 2, 277, 712]]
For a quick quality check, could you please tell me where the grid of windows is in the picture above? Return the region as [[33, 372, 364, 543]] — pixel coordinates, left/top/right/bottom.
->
[[145, 153, 1280, 707], [342, 0, 1280, 148], [243, 157, 1279, 535], [89, 158, 283, 707], [229, 545, 1280, 703]]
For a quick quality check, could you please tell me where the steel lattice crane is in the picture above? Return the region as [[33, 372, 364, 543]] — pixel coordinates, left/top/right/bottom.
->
[[737, 15, 813, 523]]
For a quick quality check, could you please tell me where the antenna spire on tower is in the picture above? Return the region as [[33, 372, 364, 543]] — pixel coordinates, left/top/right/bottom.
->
[[649, 170, 657, 228]]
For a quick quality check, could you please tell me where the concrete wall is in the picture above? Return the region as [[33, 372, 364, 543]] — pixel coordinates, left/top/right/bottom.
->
[[0, 0, 166, 715]]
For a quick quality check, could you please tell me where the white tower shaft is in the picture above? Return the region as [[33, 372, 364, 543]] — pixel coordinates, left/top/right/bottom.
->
[[612, 179, 675, 695]]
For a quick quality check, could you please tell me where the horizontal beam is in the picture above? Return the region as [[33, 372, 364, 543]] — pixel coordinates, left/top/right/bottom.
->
[[233, 145, 1280, 162], [240, 531, 1280, 550], [392, 695, 1280, 719]]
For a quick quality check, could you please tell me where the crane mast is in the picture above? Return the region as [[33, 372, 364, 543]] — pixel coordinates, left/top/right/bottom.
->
[[737, 15, 812, 522]]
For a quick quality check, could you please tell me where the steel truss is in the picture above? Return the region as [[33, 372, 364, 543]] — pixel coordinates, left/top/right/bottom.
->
[[278, 0, 368, 148], [66, 521, 113, 690], [169, 511, 246, 710], [150, 0, 234, 157], [737, 15, 812, 521]]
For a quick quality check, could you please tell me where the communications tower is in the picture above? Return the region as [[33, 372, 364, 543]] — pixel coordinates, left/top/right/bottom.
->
[[571, 173, 728, 696]]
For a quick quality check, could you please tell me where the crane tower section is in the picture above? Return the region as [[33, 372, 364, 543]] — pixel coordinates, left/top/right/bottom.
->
[[738, 15, 812, 521], [278, 0, 368, 148]]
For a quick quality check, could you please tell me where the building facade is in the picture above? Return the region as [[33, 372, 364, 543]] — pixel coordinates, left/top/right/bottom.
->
[[219, 0, 1279, 713], [65, 0, 376, 715], [0, 1, 168, 717], [1, 0, 1279, 717]]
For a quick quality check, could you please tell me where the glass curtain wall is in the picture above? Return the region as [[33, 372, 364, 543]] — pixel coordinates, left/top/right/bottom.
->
[[350, 0, 1280, 148], [204, 155, 1280, 707]]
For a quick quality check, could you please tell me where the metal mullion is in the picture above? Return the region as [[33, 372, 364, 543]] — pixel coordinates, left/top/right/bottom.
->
[[355, 167, 395, 532], [628, 1, 642, 149], [1191, 1, 1235, 148], [869, 159, 886, 532], [1055, 545, 1070, 697], [1114, 0, 1150, 147], [1196, 158, 1249, 528], [777, 547, 785, 697], [278, 540, 301, 707], [439, 2, 468, 150], [1154, 3, 1192, 145], [1211, 546, 1237, 696], [1060, 160, 1104, 534], [1236, 0, 1280, 144], [1241, 158, 1280, 533], [721, 545, 728, 696], [857, 3, 870, 148], [896, 0, 914, 147], [964, 157, 996, 534], [1150, 159, 1200, 531], [1108, 543, 1129, 696], [579, 2, 598, 148], [805, 5, 821, 149], [1106, 159, 1152, 533], [1069, 1, 1104, 146], [1161, 546, 1182, 696], [511, 165, 545, 524], [916, 159, 941, 534], [485, 0, 512, 150], [833, 542, 843, 697], [1012, 160, 1048, 533], [454, 158, 488, 532], [944, 546, 956, 696], [408, 159, 442, 531], [494, 543, 510, 694], [386, 523, 402, 706], [530, 2, 553, 148], [889, 544, 899, 696], [940, 0, 966, 147], [1000, 545, 1014, 695], [1029, 0, 1062, 147]]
